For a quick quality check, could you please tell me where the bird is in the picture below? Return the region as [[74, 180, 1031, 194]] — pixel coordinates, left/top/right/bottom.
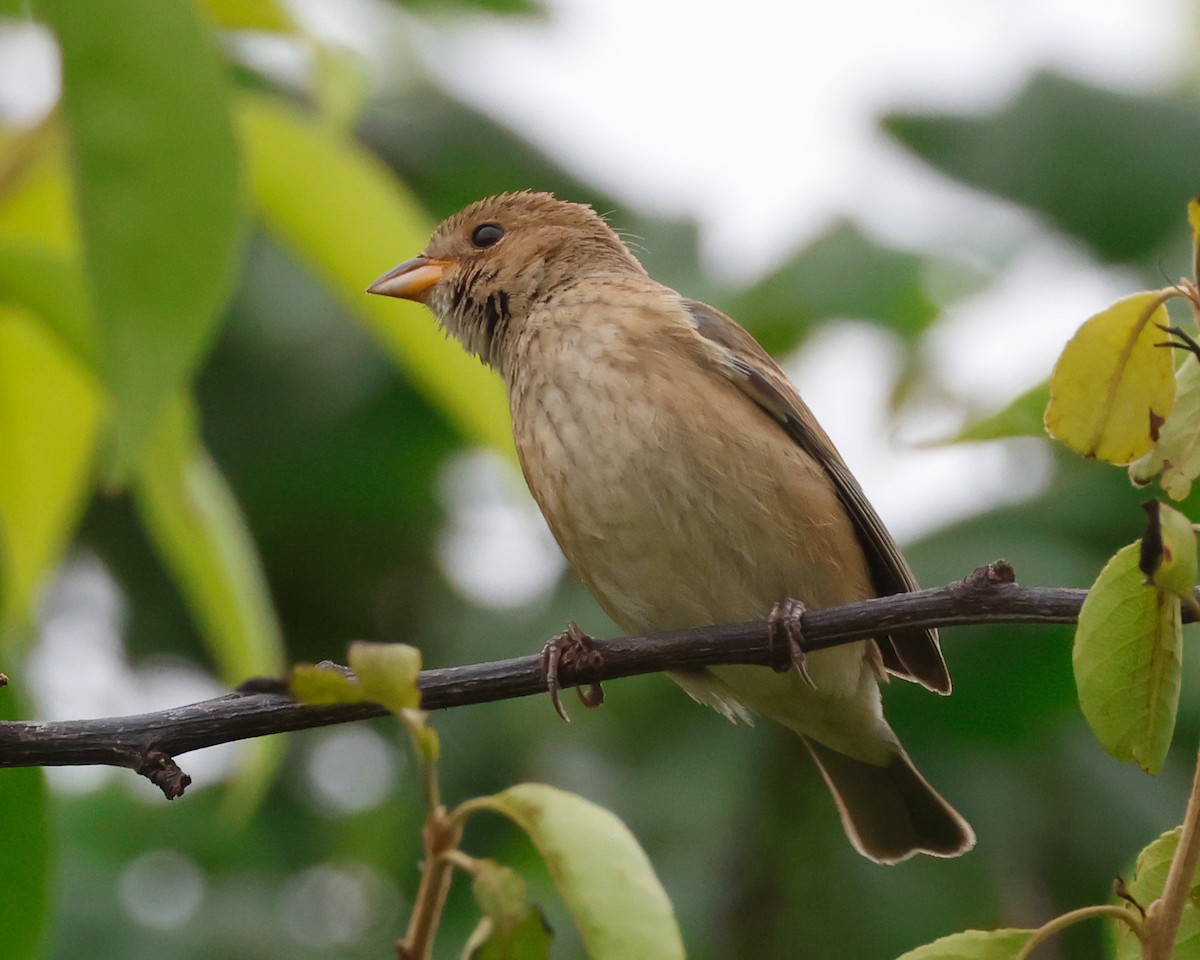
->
[[367, 191, 974, 864]]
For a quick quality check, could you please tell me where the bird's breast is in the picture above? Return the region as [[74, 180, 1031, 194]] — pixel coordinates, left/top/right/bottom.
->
[[506, 299, 874, 641]]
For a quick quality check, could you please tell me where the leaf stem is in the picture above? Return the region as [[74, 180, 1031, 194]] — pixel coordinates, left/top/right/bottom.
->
[[395, 804, 463, 960], [1012, 904, 1142, 960], [1142, 744, 1200, 959]]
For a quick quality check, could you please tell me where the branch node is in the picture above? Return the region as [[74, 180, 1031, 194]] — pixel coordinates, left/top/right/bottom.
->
[[137, 749, 192, 800]]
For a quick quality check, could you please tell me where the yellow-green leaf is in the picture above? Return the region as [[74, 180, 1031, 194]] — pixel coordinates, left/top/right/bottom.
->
[[464, 784, 684, 960], [290, 661, 363, 705], [42, 0, 245, 479], [0, 240, 94, 368], [237, 94, 513, 457], [347, 641, 422, 715], [1045, 291, 1175, 463], [135, 396, 286, 814], [198, 0, 296, 31], [1114, 827, 1200, 960], [0, 308, 102, 630], [895, 929, 1034, 960], [1074, 541, 1182, 774], [0, 120, 76, 254], [1130, 356, 1200, 499]]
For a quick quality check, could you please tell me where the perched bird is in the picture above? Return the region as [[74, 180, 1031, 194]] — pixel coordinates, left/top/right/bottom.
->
[[368, 191, 974, 863]]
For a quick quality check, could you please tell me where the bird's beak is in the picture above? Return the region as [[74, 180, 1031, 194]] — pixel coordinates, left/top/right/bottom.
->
[[366, 256, 453, 303]]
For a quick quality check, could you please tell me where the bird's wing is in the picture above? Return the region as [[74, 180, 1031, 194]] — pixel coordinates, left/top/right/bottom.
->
[[682, 297, 950, 694]]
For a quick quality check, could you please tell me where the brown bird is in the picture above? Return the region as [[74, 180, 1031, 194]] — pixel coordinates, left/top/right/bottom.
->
[[368, 191, 974, 863]]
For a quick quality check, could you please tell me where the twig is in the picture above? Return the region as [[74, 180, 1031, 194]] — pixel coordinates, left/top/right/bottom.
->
[[0, 563, 1153, 797], [1143, 744, 1200, 959]]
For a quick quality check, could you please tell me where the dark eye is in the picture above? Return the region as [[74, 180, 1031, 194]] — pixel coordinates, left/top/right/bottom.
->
[[470, 222, 505, 248]]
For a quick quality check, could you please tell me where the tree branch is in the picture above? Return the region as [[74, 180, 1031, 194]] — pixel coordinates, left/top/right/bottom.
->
[[0, 563, 1105, 796]]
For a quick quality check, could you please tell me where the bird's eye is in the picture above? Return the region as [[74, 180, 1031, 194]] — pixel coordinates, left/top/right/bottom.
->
[[470, 222, 505, 248]]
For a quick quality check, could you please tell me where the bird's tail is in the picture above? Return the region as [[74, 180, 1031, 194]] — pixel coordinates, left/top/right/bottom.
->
[[802, 736, 975, 864]]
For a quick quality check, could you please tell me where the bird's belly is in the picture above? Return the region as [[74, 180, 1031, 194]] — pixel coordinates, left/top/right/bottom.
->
[[511, 356, 874, 639]]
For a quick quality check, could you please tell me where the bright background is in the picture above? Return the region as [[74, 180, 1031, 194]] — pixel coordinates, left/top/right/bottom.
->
[[2, 0, 1200, 958]]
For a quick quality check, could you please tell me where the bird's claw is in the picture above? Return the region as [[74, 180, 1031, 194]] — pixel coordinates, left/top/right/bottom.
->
[[768, 598, 815, 689], [541, 622, 606, 722]]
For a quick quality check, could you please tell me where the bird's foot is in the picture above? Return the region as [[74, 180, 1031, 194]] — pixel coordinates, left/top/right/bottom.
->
[[768, 598, 816, 689], [541, 621, 606, 722]]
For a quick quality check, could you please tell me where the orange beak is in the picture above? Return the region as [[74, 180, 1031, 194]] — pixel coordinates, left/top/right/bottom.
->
[[366, 257, 453, 303]]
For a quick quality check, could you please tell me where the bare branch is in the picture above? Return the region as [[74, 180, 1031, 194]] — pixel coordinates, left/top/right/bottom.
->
[[0, 563, 1109, 797]]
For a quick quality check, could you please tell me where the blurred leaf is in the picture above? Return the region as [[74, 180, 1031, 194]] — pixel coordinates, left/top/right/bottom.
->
[[238, 94, 513, 456], [884, 73, 1200, 262], [291, 643, 421, 714], [0, 307, 102, 628], [290, 660, 365, 705], [0, 240, 93, 366], [197, 0, 296, 31], [466, 783, 685, 960], [939, 381, 1049, 444], [1045, 292, 1174, 464], [134, 396, 285, 683], [730, 221, 939, 353], [0, 688, 51, 960], [314, 44, 371, 130], [42, 0, 244, 480], [1114, 827, 1200, 960], [1140, 500, 1199, 617], [1130, 356, 1200, 499], [135, 396, 285, 814], [894, 929, 1034, 959], [461, 858, 553, 960], [464, 910, 553, 960], [348, 640, 422, 714], [1074, 541, 1182, 774], [0, 120, 75, 253]]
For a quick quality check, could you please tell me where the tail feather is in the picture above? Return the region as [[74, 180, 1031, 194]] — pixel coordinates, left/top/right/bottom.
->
[[804, 737, 975, 864]]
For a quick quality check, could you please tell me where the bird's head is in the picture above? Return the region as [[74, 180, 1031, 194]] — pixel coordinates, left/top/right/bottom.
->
[[367, 191, 645, 367]]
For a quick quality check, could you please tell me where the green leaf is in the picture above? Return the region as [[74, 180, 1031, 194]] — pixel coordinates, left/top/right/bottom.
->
[[134, 396, 285, 683], [1115, 828, 1200, 960], [1130, 356, 1200, 499], [465, 784, 685, 960], [0, 307, 102, 628], [237, 94, 513, 456], [939, 381, 1050, 444], [884, 73, 1200, 262], [463, 910, 554, 960], [895, 929, 1034, 960], [1074, 541, 1182, 774], [730, 221, 940, 353], [0, 688, 51, 960], [1045, 292, 1175, 464], [461, 859, 553, 960], [41, 0, 245, 480]]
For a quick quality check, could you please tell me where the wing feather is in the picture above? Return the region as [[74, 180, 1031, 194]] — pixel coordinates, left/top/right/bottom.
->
[[682, 298, 950, 693]]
